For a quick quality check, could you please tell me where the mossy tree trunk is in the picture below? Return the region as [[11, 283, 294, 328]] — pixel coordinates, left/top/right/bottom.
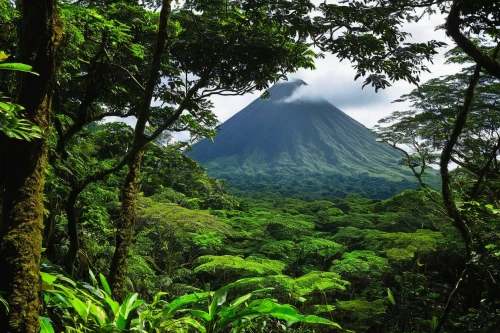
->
[[109, 147, 144, 300], [108, 0, 172, 301], [0, 0, 61, 332]]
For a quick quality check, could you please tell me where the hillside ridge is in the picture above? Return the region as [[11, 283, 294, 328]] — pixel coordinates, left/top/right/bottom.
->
[[188, 80, 418, 198]]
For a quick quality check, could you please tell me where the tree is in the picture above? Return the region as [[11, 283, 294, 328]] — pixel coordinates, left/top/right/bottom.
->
[[445, 0, 500, 79], [108, 0, 318, 299], [313, 0, 446, 90], [0, 0, 62, 332], [334, 1, 500, 82], [375, 45, 500, 332]]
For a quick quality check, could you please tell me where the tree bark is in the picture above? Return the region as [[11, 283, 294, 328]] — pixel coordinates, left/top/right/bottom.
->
[[109, 148, 144, 300], [0, 0, 62, 331], [65, 189, 80, 276]]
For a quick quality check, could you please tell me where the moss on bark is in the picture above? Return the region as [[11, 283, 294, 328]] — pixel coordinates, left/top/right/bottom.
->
[[109, 150, 143, 300], [0, 0, 62, 331]]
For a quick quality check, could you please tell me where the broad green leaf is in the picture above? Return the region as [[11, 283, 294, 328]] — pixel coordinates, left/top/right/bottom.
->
[[303, 315, 341, 328], [165, 317, 206, 333], [47, 290, 71, 308], [0, 62, 39, 75], [80, 282, 104, 299], [70, 297, 89, 323], [89, 269, 99, 288], [227, 288, 274, 309], [217, 290, 227, 306], [89, 302, 108, 327], [165, 292, 211, 317], [40, 317, 55, 333], [99, 273, 112, 296], [431, 316, 438, 330], [103, 292, 120, 316], [40, 272, 57, 285], [209, 277, 264, 319], [186, 309, 211, 322], [116, 293, 141, 329]]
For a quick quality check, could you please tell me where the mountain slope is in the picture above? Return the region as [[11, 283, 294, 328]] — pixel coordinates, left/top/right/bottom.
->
[[188, 80, 419, 198]]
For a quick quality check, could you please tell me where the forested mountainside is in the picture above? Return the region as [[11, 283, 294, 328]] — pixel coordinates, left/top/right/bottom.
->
[[1, 1, 500, 333], [188, 80, 421, 199]]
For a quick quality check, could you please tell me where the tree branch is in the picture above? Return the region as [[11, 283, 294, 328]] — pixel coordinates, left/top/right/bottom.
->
[[440, 63, 481, 258], [445, 0, 500, 80]]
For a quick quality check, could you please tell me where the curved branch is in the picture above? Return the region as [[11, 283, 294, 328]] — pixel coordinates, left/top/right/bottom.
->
[[434, 63, 482, 333], [445, 1, 500, 79], [439, 63, 481, 258]]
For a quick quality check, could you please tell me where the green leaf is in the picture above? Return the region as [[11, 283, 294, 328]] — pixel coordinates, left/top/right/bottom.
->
[[103, 292, 120, 317], [217, 290, 227, 306], [228, 287, 274, 308], [0, 51, 9, 62], [387, 288, 396, 305], [99, 273, 112, 296], [209, 277, 264, 319], [0, 62, 39, 75], [40, 317, 55, 333], [40, 272, 57, 285], [166, 292, 211, 317], [186, 309, 211, 322], [303, 315, 341, 327], [89, 269, 99, 288], [0, 294, 9, 314], [430, 316, 438, 330], [116, 293, 142, 329], [170, 317, 207, 333], [88, 302, 108, 327]]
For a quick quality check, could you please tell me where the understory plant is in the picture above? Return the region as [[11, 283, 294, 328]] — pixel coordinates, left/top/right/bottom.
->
[[39, 265, 340, 333]]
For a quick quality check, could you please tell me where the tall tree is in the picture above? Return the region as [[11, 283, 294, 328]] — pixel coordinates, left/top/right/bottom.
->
[[107, 0, 319, 299], [109, 0, 174, 299], [375, 45, 500, 332], [0, 0, 62, 332]]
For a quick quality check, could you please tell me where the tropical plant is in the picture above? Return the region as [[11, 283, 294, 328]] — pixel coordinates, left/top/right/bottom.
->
[[39, 267, 340, 333], [40, 266, 144, 332], [0, 51, 41, 141], [133, 276, 340, 333]]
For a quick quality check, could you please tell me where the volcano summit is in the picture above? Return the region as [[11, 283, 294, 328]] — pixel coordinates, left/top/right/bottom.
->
[[188, 80, 418, 198]]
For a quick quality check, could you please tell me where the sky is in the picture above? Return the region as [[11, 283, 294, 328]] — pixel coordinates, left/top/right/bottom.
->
[[192, 6, 463, 142], [109, 2, 463, 142]]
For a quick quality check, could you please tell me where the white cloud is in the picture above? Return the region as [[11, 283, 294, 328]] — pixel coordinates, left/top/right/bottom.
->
[[203, 10, 464, 136]]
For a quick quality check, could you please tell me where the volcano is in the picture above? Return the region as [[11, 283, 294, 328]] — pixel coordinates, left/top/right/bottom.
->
[[188, 80, 419, 198]]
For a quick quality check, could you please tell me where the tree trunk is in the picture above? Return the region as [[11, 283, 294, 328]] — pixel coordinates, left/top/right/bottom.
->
[[109, 149, 143, 300], [434, 64, 482, 333], [0, 0, 61, 331], [43, 199, 59, 259], [65, 189, 80, 276]]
